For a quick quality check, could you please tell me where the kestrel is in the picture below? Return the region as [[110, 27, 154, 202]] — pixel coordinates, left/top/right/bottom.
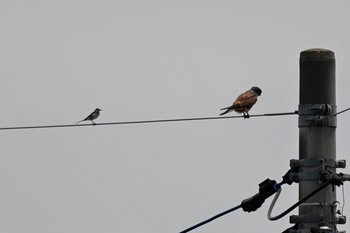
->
[[76, 108, 102, 125], [220, 86, 262, 118]]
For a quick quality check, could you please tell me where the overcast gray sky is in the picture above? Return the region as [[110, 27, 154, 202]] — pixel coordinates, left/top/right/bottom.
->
[[1, 1, 350, 233]]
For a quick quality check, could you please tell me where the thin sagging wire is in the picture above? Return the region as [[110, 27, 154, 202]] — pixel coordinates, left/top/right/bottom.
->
[[0, 111, 298, 131]]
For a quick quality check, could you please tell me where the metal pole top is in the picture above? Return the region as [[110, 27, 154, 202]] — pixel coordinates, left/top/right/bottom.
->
[[300, 48, 335, 61], [299, 48, 336, 105]]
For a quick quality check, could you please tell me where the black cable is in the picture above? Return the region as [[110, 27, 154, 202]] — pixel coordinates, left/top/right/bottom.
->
[[331, 107, 350, 117], [180, 179, 279, 232], [1, 106, 348, 131], [0, 111, 298, 131], [179, 204, 242, 233], [268, 180, 331, 221], [315, 107, 350, 122]]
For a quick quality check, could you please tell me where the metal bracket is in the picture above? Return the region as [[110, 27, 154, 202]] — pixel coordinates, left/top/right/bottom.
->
[[288, 159, 346, 182], [289, 229, 345, 233], [290, 159, 346, 169], [290, 213, 346, 224], [289, 171, 320, 182], [299, 104, 337, 127], [286, 216, 346, 233]]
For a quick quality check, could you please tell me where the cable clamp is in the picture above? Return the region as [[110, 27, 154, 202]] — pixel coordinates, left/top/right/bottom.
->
[[298, 104, 337, 127], [290, 158, 345, 169]]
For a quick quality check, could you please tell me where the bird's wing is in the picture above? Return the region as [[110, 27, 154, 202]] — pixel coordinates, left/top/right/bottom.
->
[[76, 110, 100, 124], [231, 91, 258, 109], [78, 113, 94, 122]]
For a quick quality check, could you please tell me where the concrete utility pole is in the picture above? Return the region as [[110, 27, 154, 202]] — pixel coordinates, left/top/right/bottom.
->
[[290, 48, 344, 232]]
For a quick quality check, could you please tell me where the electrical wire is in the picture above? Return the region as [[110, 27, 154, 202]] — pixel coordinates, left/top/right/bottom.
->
[[341, 185, 345, 215], [316, 107, 350, 122], [267, 185, 282, 220], [0, 111, 298, 131], [179, 204, 242, 233], [267, 180, 331, 221], [0, 107, 348, 131], [332, 107, 350, 117]]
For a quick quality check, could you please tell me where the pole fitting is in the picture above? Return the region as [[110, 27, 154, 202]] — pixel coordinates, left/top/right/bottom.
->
[[241, 178, 279, 212], [287, 159, 346, 182], [298, 104, 337, 127], [290, 158, 345, 169]]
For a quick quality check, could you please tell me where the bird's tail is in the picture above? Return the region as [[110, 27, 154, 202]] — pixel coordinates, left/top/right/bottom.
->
[[219, 108, 231, 116], [76, 120, 84, 124]]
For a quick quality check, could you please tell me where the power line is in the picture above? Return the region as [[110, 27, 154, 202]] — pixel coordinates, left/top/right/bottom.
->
[[331, 107, 350, 117], [1, 107, 350, 131], [315, 107, 350, 122], [179, 204, 242, 233], [0, 111, 298, 131]]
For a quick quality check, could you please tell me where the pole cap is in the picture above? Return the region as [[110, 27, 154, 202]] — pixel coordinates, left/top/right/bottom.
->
[[300, 48, 335, 61]]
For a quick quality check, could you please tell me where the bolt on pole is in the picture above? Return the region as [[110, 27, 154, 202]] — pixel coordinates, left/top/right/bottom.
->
[[296, 48, 337, 231]]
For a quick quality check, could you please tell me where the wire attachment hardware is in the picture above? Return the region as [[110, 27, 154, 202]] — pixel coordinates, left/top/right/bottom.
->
[[298, 104, 337, 127], [241, 179, 280, 212]]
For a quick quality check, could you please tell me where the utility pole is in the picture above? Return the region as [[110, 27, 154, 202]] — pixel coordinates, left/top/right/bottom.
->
[[180, 48, 350, 233], [289, 48, 345, 232]]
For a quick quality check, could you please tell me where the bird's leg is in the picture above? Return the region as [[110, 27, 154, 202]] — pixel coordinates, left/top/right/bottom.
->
[[243, 113, 250, 119], [91, 120, 97, 125]]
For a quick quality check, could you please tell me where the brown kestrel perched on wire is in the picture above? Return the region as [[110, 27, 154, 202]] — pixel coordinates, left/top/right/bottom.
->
[[220, 86, 262, 118]]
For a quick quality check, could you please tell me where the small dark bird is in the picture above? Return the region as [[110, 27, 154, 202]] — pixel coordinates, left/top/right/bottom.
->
[[220, 86, 262, 118], [76, 108, 102, 125]]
